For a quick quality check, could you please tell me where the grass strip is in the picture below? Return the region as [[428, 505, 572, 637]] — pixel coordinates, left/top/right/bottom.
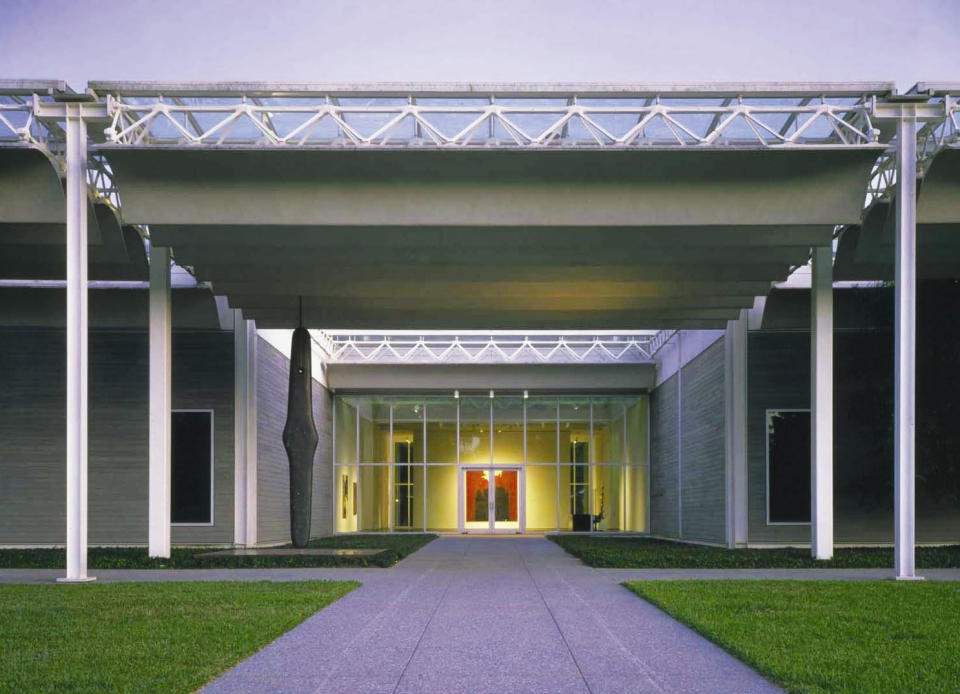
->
[[625, 580, 960, 694], [0, 580, 357, 694]]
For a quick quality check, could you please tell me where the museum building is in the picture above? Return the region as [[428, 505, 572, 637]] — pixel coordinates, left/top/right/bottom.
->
[[1, 79, 958, 581]]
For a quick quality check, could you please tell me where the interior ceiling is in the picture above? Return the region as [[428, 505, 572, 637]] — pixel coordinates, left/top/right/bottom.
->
[[3, 141, 958, 330]]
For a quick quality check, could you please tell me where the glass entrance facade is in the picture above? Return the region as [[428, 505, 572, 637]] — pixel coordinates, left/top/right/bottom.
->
[[333, 393, 649, 533]]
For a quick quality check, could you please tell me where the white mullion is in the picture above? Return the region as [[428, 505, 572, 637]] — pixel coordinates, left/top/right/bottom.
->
[[556, 400, 561, 531], [355, 406, 360, 532], [422, 403, 427, 532], [388, 405, 394, 532]]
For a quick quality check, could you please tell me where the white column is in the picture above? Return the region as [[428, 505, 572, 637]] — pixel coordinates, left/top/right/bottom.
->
[[59, 106, 94, 583], [894, 116, 920, 580], [724, 310, 748, 548], [811, 246, 834, 560], [233, 314, 259, 546], [148, 245, 172, 558]]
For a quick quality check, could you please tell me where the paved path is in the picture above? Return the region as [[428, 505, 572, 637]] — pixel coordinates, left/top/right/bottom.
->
[[194, 537, 784, 694], [4, 540, 957, 693]]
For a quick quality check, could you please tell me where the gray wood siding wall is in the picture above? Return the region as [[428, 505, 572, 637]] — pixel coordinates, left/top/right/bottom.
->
[[255, 337, 333, 545], [0, 328, 234, 545], [649, 373, 679, 538], [650, 337, 727, 543], [311, 375, 333, 538], [680, 338, 727, 544], [747, 331, 960, 544]]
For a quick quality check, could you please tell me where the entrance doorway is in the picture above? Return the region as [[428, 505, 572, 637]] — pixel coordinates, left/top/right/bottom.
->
[[462, 467, 523, 533]]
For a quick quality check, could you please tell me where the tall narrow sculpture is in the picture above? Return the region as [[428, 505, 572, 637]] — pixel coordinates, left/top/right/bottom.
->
[[282, 325, 318, 547]]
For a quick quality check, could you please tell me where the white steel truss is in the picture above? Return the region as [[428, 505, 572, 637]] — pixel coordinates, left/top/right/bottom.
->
[[315, 332, 660, 364], [98, 93, 883, 149]]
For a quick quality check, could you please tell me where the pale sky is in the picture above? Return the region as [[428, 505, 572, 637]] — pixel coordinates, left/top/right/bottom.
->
[[2, 0, 958, 92]]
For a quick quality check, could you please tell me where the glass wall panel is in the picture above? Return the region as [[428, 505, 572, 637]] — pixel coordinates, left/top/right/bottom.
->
[[459, 397, 491, 465], [623, 464, 648, 532], [464, 468, 490, 530], [492, 468, 520, 530], [591, 465, 623, 531], [359, 465, 391, 531], [359, 399, 392, 463], [393, 463, 424, 530], [625, 396, 649, 464], [426, 398, 458, 463], [592, 397, 627, 463], [335, 465, 358, 532], [525, 397, 558, 463], [335, 398, 357, 464], [560, 397, 591, 524], [426, 465, 458, 531], [525, 465, 558, 531], [392, 400, 424, 463], [493, 397, 524, 464]]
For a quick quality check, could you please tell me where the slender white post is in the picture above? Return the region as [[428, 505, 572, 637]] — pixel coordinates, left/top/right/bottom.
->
[[148, 245, 172, 558], [811, 246, 834, 560], [894, 116, 919, 580], [233, 313, 258, 546], [724, 310, 748, 548], [59, 106, 94, 583]]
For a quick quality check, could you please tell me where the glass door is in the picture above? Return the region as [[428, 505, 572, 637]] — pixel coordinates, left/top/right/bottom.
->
[[462, 467, 522, 533]]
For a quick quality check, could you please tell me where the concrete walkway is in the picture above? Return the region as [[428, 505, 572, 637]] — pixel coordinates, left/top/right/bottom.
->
[[4, 539, 957, 693], [195, 537, 784, 694]]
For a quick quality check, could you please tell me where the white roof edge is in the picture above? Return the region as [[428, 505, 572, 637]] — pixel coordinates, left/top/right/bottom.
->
[[86, 80, 897, 98]]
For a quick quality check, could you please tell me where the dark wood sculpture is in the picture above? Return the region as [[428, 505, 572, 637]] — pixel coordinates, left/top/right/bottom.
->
[[282, 326, 318, 548]]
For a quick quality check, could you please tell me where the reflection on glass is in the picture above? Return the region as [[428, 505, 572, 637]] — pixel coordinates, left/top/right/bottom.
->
[[359, 465, 390, 531], [493, 397, 524, 463], [426, 465, 458, 530], [459, 397, 490, 464], [426, 398, 458, 463], [335, 398, 357, 464], [464, 469, 489, 529], [493, 469, 519, 526], [526, 397, 558, 463], [525, 465, 558, 530]]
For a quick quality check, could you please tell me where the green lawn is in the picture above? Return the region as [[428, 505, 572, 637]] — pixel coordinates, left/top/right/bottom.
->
[[625, 580, 960, 694], [0, 533, 436, 569], [550, 534, 960, 568], [0, 581, 357, 694]]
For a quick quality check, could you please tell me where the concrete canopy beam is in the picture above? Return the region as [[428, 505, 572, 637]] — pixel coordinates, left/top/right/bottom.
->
[[190, 263, 794, 284], [209, 280, 773, 300], [239, 306, 739, 330], [104, 148, 881, 227], [918, 146, 960, 224], [0, 148, 66, 224]]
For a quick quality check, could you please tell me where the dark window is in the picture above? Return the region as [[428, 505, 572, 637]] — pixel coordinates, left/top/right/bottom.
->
[[767, 410, 810, 523], [172, 411, 213, 524]]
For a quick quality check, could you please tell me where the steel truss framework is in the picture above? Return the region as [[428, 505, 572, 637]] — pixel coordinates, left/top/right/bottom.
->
[[316, 332, 666, 364]]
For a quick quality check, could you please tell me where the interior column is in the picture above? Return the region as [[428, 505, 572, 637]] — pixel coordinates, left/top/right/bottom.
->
[[811, 245, 834, 560], [59, 104, 94, 583], [148, 245, 172, 558]]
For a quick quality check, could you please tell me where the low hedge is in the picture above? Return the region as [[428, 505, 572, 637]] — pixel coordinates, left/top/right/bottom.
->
[[0, 533, 437, 569], [549, 534, 960, 569]]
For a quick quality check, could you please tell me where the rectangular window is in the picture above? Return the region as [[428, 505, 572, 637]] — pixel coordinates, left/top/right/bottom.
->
[[171, 410, 213, 525], [766, 409, 811, 524]]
